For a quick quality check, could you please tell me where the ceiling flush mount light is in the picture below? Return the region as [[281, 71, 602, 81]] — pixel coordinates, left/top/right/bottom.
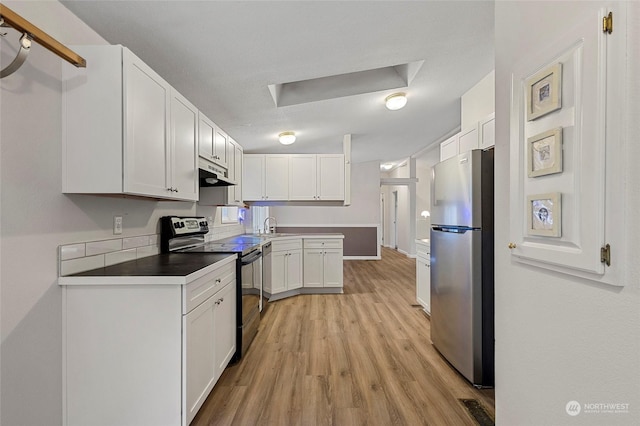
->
[[381, 163, 393, 170], [385, 92, 407, 111], [278, 131, 296, 145]]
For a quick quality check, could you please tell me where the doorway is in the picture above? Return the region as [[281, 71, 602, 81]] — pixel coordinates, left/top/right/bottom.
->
[[391, 190, 398, 249]]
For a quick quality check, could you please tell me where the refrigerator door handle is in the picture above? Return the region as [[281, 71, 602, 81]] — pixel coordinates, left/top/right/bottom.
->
[[432, 226, 471, 234]]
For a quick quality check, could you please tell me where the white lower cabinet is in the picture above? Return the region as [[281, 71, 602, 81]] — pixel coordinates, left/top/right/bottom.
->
[[185, 279, 236, 424], [265, 239, 303, 294], [415, 240, 431, 314], [61, 256, 236, 426], [303, 239, 343, 288]]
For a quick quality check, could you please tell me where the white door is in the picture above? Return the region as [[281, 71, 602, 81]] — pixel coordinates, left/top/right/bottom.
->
[[185, 297, 216, 424], [123, 49, 171, 197], [198, 113, 215, 160], [458, 127, 479, 154], [317, 154, 345, 200], [213, 283, 236, 379], [169, 90, 198, 201], [270, 251, 287, 294], [303, 248, 324, 287], [264, 155, 289, 200], [380, 192, 385, 246], [213, 127, 228, 168], [391, 190, 398, 249], [286, 250, 303, 290], [289, 155, 317, 200], [323, 249, 344, 288], [242, 155, 265, 201]]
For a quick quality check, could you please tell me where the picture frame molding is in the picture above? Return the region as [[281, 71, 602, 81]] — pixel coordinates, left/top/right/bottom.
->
[[526, 62, 562, 121], [527, 127, 563, 177], [527, 192, 562, 237]]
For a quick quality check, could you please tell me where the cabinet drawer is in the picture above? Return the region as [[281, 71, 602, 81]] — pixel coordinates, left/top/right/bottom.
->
[[183, 261, 235, 314], [416, 249, 430, 259], [272, 239, 302, 252], [303, 239, 343, 249]]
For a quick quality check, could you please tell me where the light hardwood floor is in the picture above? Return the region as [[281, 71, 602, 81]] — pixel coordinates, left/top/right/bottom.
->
[[192, 247, 495, 426]]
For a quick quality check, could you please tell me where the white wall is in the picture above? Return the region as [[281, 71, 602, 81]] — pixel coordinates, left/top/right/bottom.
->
[[0, 2, 198, 424], [461, 69, 495, 130], [271, 160, 380, 226], [495, 2, 640, 425]]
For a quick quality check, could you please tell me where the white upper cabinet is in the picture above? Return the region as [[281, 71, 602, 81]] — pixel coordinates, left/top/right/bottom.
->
[[169, 90, 199, 201], [289, 155, 317, 200], [440, 133, 460, 161], [264, 155, 290, 200], [246, 153, 345, 202], [62, 45, 197, 201], [440, 112, 496, 162], [479, 112, 496, 150], [458, 126, 479, 154], [242, 155, 265, 201], [227, 138, 243, 205], [198, 113, 228, 170], [317, 154, 345, 200], [243, 154, 289, 201], [197, 136, 244, 207], [214, 127, 229, 169]]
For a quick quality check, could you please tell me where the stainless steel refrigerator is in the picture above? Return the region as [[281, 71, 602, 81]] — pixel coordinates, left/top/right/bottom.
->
[[430, 148, 494, 387]]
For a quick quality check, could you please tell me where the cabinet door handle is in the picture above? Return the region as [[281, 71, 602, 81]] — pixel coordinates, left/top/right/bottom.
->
[[215, 278, 221, 283]]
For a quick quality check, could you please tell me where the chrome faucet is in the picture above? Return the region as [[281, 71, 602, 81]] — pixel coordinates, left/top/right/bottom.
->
[[263, 216, 277, 234]]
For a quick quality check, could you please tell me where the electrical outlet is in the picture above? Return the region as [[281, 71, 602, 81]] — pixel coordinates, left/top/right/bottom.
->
[[114, 216, 123, 235]]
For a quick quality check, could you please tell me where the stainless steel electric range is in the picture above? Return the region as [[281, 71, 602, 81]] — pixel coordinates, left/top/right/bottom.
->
[[160, 216, 267, 361]]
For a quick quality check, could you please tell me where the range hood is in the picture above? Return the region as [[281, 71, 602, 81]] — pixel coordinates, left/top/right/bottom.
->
[[199, 157, 234, 187]]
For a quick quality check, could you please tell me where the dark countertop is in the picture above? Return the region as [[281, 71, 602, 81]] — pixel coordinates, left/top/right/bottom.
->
[[59, 253, 237, 286]]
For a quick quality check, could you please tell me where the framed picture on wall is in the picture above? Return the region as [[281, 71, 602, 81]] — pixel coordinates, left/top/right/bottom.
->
[[526, 62, 562, 121], [527, 192, 562, 237], [527, 127, 563, 177]]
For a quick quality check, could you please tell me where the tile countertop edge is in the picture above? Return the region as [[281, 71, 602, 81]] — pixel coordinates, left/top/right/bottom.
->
[[58, 253, 237, 286]]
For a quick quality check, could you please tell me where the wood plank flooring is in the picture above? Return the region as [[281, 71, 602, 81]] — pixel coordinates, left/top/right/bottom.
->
[[192, 247, 495, 426]]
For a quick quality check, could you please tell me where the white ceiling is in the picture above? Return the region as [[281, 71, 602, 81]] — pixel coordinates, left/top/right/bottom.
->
[[61, 1, 494, 165]]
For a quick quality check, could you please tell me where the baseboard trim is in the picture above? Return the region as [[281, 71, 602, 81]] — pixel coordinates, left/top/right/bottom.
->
[[343, 256, 381, 260]]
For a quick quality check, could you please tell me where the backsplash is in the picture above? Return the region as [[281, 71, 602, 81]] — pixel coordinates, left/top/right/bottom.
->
[[58, 223, 247, 276], [205, 223, 245, 242], [59, 234, 160, 276]]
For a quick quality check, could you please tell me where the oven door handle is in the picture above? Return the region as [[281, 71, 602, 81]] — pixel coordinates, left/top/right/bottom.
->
[[241, 250, 262, 265]]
